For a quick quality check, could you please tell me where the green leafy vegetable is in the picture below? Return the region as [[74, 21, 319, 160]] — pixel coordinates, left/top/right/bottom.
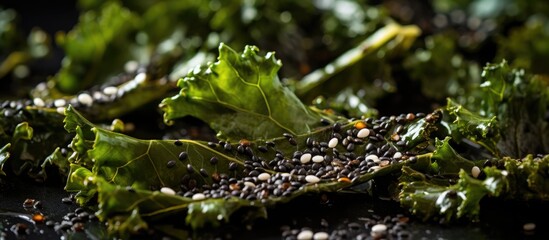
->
[[446, 60, 549, 158], [0, 143, 10, 176], [161, 44, 325, 140]]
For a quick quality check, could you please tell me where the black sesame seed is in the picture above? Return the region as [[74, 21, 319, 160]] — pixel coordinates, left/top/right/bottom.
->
[[346, 143, 355, 152], [320, 118, 331, 125], [210, 156, 218, 165], [61, 197, 72, 204], [229, 162, 238, 171], [207, 142, 217, 148], [332, 122, 341, 132], [178, 152, 188, 161], [186, 164, 195, 173], [288, 138, 297, 146], [45, 220, 55, 227], [174, 140, 183, 146], [223, 143, 232, 151], [306, 137, 314, 147], [199, 168, 209, 177], [266, 141, 275, 147], [283, 133, 293, 139], [258, 145, 268, 153], [167, 160, 176, 168], [408, 156, 417, 163], [237, 145, 245, 154]]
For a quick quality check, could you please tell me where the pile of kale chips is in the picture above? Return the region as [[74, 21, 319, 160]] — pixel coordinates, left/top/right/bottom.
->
[[1, 0, 548, 238]]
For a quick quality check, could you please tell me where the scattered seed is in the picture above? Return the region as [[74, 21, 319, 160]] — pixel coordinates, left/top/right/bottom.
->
[[366, 154, 380, 163], [305, 175, 320, 184], [210, 156, 218, 165], [258, 145, 268, 153], [192, 193, 206, 200], [258, 173, 271, 181], [288, 138, 297, 145], [320, 118, 331, 125], [300, 153, 312, 164], [61, 197, 72, 204], [297, 230, 314, 240], [199, 168, 209, 177], [391, 133, 400, 141], [167, 160, 176, 168], [523, 223, 536, 231], [332, 122, 341, 132], [337, 177, 351, 183], [229, 162, 238, 171], [178, 152, 188, 161], [33, 98, 45, 107], [471, 166, 481, 178], [53, 99, 66, 107], [312, 155, 324, 163], [187, 164, 195, 173], [32, 213, 45, 223], [244, 181, 256, 188], [77, 93, 93, 106], [357, 128, 370, 138], [393, 152, 402, 159], [371, 224, 387, 237], [160, 187, 176, 195], [406, 113, 416, 121], [328, 138, 338, 148], [23, 198, 35, 208], [224, 143, 232, 151], [239, 139, 250, 146], [354, 121, 367, 129], [103, 86, 118, 95], [207, 142, 217, 148]]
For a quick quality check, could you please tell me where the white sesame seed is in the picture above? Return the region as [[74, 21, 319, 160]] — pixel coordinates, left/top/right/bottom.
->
[[369, 166, 381, 172], [103, 86, 118, 95], [366, 154, 380, 163], [54, 99, 66, 107], [471, 166, 481, 178], [191, 193, 206, 200], [124, 60, 138, 73], [36, 82, 47, 91], [300, 153, 312, 164], [523, 223, 536, 231], [297, 230, 313, 240], [357, 128, 370, 138], [160, 187, 176, 195], [281, 173, 291, 178], [393, 152, 402, 159], [371, 224, 387, 236], [328, 138, 338, 148], [257, 173, 271, 181], [312, 155, 324, 163], [134, 72, 147, 83], [93, 91, 104, 100], [243, 181, 256, 188], [77, 93, 93, 106], [33, 98, 45, 107], [305, 175, 320, 184], [313, 232, 329, 240], [56, 107, 65, 115]]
